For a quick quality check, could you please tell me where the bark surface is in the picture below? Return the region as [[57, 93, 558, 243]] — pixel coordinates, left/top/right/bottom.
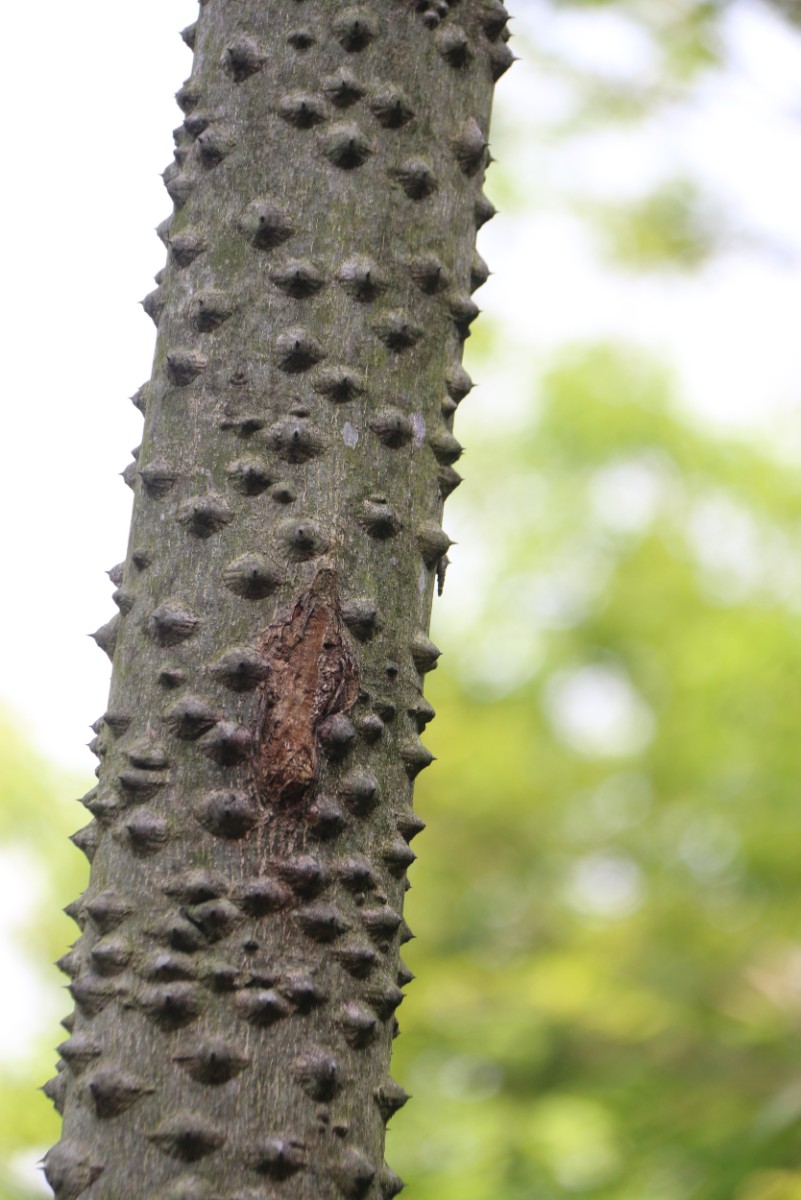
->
[[47, 3, 508, 1197]]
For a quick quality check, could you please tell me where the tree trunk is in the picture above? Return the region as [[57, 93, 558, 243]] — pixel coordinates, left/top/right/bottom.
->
[[46, 3, 509, 1197]]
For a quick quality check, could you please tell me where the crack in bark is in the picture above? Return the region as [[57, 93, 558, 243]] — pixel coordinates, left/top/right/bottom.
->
[[254, 569, 358, 805]]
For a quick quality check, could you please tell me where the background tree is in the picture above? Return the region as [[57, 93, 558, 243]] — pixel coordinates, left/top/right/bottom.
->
[[40, 4, 507, 1200]]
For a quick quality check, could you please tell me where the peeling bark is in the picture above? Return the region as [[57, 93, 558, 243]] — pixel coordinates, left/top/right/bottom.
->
[[51, 2, 508, 1198], [256, 570, 359, 805]]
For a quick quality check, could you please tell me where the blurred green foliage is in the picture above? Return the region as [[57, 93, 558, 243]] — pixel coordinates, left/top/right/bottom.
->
[[0, 720, 87, 1200], [3, 2, 801, 1198], [588, 178, 724, 271], [389, 341, 801, 1200]]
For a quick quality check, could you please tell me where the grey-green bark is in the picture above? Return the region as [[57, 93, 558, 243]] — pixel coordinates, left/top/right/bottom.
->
[[46, 3, 508, 1197]]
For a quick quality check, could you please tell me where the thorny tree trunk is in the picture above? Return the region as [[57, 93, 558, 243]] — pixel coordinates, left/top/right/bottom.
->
[[45, 3, 510, 1198]]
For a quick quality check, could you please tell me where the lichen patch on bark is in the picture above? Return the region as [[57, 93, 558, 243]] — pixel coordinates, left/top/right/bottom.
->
[[255, 569, 358, 804]]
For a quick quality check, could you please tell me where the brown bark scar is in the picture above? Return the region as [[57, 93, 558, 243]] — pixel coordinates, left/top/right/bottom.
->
[[254, 569, 358, 804]]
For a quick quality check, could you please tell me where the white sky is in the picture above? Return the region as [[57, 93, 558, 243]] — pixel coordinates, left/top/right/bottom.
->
[[0, 2, 798, 774], [1, 3, 800, 1193]]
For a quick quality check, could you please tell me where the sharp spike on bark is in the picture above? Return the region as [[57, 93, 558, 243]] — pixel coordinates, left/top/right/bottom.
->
[[438, 465, 463, 498], [452, 117, 489, 175], [239, 196, 294, 250], [70, 822, 99, 863], [332, 8, 377, 52], [57, 1032, 101, 1073], [43, 1141, 104, 1200], [447, 293, 481, 340], [358, 712, 385, 742], [90, 937, 132, 976], [177, 493, 233, 538], [342, 598, 379, 641], [408, 252, 448, 294], [336, 942, 380, 979], [210, 646, 268, 691], [278, 970, 329, 1013], [149, 1114, 226, 1162], [409, 633, 441, 673], [337, 856, 377, 892], [276, 516, 328, 560], [341, 769, 379, 816], [84, 889, 132, 933], [42, 1073, 67, 1114], [91, 616, 120, 661], [369, 87, 414, 129], [191, 290, 233, 331], [197, 127, 236, 168], [172, 1036, 250, 1085], [288, 27, 315, 50], [322, 68, 366, 107], [274, 327, 326, 372], [374, 1079, 410, 1123], [397, 961, 415, 988], [489, 39, 517, 80], [184, 898, 242, 942], [276, 855, 329, 897], [475, 191, 497, 227], [222, 38, 265, 82], [246, 1136, 306, 1180], [436, 24, 473, 68], [334, 1147, 376, 1199], [382, 837, 418, 876], [400, 739, 436, 780], [380, 1165, 406, 1198], [223, 553, 281, 599], [175, 81, 200, 114], [294, 1048, 341, 1101], [56, 950, 81, 979], [409, 693, 436, 731], [193, 790, 259, 839], [166, 348, 207, 386], [270, 257, 327, 296], [63, 898, 86, 931], [478, 0, 511, 40], [85, 1066, 153, 1118], [279, 93, 329, 129], [231, 877, 290, 916], [68, 973, 119, 1017], [365, 983, 405, 1021], [307, 797, 348, 840], [121, 809, 169, 856], [313, 363, 366, 402], [296, 903, 349, 942], [360, 497, 400, 539], [170, 231, 206, 266], [163, 869, 228, 904], [338, 1002, 379, 1048], [417, 521, 453, 567], [163, 696, 219, 739], [142, 288, 165, 327], [235, 988, 292, 1027], [393, 158, 438, 200], [197, 720, 252, 765], [138, 983, 204, 1030], [361, 907, 403, 950]]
